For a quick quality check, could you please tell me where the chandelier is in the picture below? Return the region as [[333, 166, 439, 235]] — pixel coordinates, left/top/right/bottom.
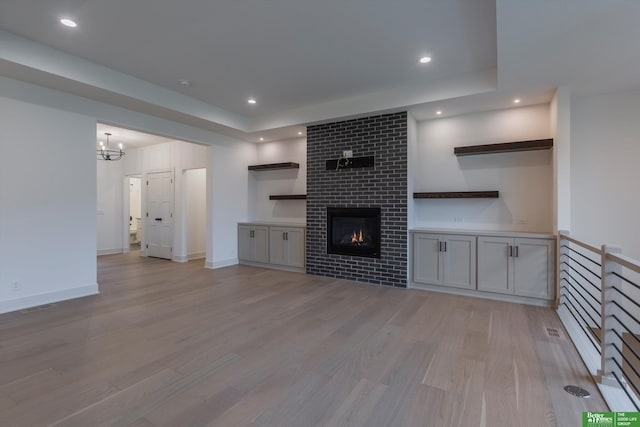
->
[[97, 132, 125, 161]]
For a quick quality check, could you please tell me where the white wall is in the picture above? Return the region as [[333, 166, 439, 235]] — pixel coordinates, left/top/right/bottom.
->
[[184, 168, 206, 259], [413, 104, 553, 232], [552, 87, 571, 232], [97, 159, 125, 254], [0, 96, 97, 313], [252, 138, 307, 223], [207, 141, 257, 268], [571, 89, 640, 259]]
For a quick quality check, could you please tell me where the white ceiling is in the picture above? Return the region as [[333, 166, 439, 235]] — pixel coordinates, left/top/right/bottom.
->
[[96, 123, 177, 149], [1, 0, 640, 141]]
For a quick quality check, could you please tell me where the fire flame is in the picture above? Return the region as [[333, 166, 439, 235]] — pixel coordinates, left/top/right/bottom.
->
[[351, 230, 364, 243]]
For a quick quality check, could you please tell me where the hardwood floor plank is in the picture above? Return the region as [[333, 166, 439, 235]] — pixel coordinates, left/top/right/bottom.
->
[[0, 252, 609, 427]]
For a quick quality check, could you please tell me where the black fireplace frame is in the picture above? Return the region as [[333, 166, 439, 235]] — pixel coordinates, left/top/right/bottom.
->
[[327, 207, 381, 258]]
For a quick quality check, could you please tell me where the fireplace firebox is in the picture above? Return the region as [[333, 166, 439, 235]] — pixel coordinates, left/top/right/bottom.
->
[[327, 207, 381, 258]]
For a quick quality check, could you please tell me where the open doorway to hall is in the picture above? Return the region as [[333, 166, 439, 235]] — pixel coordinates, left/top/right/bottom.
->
[[96, 123, 209, 263]]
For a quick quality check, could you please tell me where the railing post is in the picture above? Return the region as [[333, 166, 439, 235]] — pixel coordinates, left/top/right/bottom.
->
[[557, 230, 570, 308], [598, 244, 624, 387]]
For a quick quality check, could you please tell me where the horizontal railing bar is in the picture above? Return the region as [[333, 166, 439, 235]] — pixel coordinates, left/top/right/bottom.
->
[[559, 233, 602, 254], [608, 252, 640, 274], [611, 271, 640, 292], [560, 284, 601, 318], [611, 315, 640, 348], [562, 262, 602, 292], [611, 358, 640, 405], [561, 253, 602, 279], [610, 344, 640, 384], [611, 370, 640, 411], [613, 287, 640, 312], [561, 244, 602, 267], [561, 275, 601, 306], [611, 329, 640, 366], [561, 302, 602, 354], [613, 301, 640, 328], [564, 288, 601, 330]]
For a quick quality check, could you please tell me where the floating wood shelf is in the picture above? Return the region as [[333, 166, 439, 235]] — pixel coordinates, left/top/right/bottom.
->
[[248, 162, 300, 171], [454, 139, 553, 156], [269, 194, 307, 200], [414, 191, 500, 199]]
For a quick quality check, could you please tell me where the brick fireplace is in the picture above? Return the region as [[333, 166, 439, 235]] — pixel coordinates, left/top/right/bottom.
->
[[306, 112, 408, 287]]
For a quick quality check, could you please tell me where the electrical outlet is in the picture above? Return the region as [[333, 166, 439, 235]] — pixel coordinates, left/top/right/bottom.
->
[[343, 150, 353, 158], [454, 217, 463, 223], [11, 281, 20, 292]]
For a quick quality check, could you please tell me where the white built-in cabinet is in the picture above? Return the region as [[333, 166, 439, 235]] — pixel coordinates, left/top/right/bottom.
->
[[238, 223, 305, 272], [477, 237, 555, 300], [238, 225, 269, 264], [412, 233, 476, 290], [411, 230, 555, 305], [269, 227, 305, 268]]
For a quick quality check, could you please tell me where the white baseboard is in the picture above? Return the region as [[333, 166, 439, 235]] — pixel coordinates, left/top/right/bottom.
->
[[173, 252, 206, 263], [409, 281, 553, 307], [0, 283, 100, 314], [205, 258, 238, 269], [97, 248, 125, 256]]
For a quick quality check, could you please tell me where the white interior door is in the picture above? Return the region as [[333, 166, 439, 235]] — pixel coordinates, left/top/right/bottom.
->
[[145, 171, 174, 259]]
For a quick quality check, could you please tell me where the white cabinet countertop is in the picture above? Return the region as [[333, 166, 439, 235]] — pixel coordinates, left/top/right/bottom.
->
[[409, 228, 556, 239], [239, 221, 306, 228]]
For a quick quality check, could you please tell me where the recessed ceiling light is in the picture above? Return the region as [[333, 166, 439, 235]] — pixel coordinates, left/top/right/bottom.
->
[[60, 18, 77, 28], [178, 79, 191, 86], [513, 98, 521, 104], [259, 137, 264, 141], [436, 110, 442, 115], [298, 131, 303, 136], [248, 98, 257, 105], [419, 56, 432, 64]]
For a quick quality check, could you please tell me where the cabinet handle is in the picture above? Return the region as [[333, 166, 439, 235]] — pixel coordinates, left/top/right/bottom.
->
[[250, 230, 254, 238], [515, 246, 519, 257], [438, 241, 443, 252], [286, 232, 288, 241], [443, 241, 447, 252], [283, 232, 286, 240], [508, 245, 513, 257]]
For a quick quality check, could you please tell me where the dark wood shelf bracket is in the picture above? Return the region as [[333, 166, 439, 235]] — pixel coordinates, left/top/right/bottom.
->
[[248, 162, 300, 171], [413, 191, 500, 199], [454, 139, 553, 156]]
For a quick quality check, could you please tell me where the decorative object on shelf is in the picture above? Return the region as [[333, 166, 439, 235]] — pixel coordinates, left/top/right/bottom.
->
[[248, 162, 299, 171], [97, 132, 125, 161], [269, 195, 307, 200], [326, 156, 374, 170], [413, 191, 499, 199], [454, 139, 553, 156]]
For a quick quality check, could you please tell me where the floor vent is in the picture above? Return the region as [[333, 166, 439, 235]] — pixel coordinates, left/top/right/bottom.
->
[[545, 327, 564, 339], [564, 385, 591, 398], [20, 304, 55, 314]]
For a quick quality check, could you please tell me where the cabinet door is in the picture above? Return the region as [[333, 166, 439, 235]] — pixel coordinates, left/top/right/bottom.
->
[[253, 226, 269, 263], [268, 228, 286, 265], [442, 234, 476, 289], [413, 233, 443, 285], [284, 227, 305, 268], [513, 238, 554, 299], [238, 226, 253, 261], [477, 237, 513, 294]]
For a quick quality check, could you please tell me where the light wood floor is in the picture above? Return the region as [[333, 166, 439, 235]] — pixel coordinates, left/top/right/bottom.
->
[[0, 252, 608, 426]]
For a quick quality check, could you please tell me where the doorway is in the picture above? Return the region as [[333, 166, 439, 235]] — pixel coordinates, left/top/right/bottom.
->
[[128, 176, 142, 251]]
